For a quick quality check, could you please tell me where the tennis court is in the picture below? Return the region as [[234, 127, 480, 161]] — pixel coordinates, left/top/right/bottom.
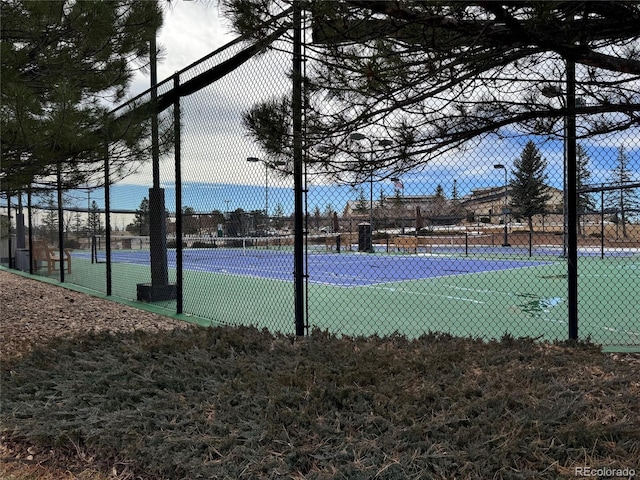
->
[[76, 245, 549, 286], [66, 240, 640, 346]]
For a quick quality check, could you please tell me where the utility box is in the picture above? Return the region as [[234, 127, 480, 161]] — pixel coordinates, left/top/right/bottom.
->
[[358, 223, 372, 252]]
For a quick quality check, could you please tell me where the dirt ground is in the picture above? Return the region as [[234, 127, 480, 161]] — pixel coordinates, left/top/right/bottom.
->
[[0, 269, 190, 480]]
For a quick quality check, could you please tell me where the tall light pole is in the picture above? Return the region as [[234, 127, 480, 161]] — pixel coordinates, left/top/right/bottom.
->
[[494, 164, 510, 247], [247, 157, 270, 218], [349, 133, 392, 252], [247, 157, 286, 231], [138, 28, 174, 302], [390, 177, 404, 233]]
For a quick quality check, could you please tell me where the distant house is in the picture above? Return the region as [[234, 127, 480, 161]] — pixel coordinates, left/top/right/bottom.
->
[[342, 186, 565, 229], [460, 185, 564, 227], [343, 195, 437, 216]]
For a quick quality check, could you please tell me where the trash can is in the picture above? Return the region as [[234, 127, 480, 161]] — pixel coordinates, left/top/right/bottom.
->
[[358, 223, 372, 252], [15, 248, 30, 272]]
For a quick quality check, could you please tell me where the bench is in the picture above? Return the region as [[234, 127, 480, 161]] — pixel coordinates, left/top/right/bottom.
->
[[325, 233, 356, 252], [32, 240, 72, 274], [392, 236, 420, 253]]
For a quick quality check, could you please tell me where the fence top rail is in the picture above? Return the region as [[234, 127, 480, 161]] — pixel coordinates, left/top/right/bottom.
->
[[579, 181, 640, 193], [108, 7, 292, 118]]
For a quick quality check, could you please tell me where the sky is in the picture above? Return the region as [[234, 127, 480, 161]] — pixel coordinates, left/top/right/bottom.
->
[[129, 1, 236, 98]]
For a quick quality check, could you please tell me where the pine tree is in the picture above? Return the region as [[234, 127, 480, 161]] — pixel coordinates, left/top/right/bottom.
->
[[87, 201, 102, 235], [39, 193, 58, 244], [355, 187, 368, 213], [1, 0, 164, 193], [313, 205, 322, 231], [450, 179, 463, 217], [510, 141, 551, 232], [576, 144, 596, 236], [232, 2, 640, 181], [605, 147, 640, 239], [182, 206, 198, 235], [134, 197, 150, 236]]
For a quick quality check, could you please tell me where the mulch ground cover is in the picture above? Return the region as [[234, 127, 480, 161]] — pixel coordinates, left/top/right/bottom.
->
[[1, 326, 639, 479]]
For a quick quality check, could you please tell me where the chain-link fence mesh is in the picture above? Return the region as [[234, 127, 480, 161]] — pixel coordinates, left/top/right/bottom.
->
[[2, 8, 639, 346]]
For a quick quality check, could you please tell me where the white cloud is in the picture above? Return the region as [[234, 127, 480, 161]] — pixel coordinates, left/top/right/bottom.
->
[[128, 0, 236, 99]]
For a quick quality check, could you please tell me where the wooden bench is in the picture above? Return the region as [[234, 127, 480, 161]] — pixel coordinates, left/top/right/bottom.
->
[[32, 240, 72, 274], [392, 236, 420, 253], [325, 235, 340, 252], [325, 233, 357, 252]]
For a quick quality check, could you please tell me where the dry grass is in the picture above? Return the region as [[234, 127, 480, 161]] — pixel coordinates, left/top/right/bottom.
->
[[1, 270, 639, 479]]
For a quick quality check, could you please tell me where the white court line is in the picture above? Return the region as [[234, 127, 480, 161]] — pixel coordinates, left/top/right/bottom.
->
[[370, 285, 485, 304]]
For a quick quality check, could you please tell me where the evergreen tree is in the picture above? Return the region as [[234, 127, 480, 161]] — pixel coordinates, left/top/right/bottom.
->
[[450, 179, 463, 217], [605, 147, 640, 238], [354, 187, 368, 213], [313, 205, 322, 230], [576, 144, 596, 236], [39, 192, 58, 243], [451, 179, 459, 202], [134, 197, 150, 236], [1, 0, 164, 193], [182, 206, 198, 235], [87, 200, 102, 236], [232, 2, 640, 181], [73, 211, 83, 235], [510, 141, 551, 232]]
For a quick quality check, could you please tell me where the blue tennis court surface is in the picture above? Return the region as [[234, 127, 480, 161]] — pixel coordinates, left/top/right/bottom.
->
[[77, 249, 549, 287], [306, 254, 548, 286]]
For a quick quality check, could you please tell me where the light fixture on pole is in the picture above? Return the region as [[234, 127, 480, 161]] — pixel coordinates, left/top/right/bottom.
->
[[390, 177, 404, 233], [247, 157, 269, 218], [493, 164, 510, 247], [137, 27, 174, 302], [349, 133, 393, 252], [247, 157, 286, 228]]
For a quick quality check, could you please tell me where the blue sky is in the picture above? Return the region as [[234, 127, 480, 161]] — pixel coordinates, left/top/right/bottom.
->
[[53, 131, 638, 218]]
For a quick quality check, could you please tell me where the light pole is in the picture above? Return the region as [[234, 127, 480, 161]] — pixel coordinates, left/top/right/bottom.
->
[[138, 27, 174, 302], [493, 164, 510, 246], [247, 157, 270, 218], [349, 133, 393, 252], [390, 177, 404, 233], [247, 157, 286, 230]]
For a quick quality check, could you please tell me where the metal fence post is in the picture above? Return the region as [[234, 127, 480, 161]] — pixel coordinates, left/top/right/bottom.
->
[[293, 3, 306, 336], [174, 74, 183, 314], [566, 58, 578, 341], [104, 140, 112, 296], [56, 163, 65, 283]]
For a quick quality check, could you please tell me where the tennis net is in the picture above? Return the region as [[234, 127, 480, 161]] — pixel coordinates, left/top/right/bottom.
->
[[93, 234, 343, 253]]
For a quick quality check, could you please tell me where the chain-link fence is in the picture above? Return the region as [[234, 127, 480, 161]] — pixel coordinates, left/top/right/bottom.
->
[[2, 8, 639, 347]]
